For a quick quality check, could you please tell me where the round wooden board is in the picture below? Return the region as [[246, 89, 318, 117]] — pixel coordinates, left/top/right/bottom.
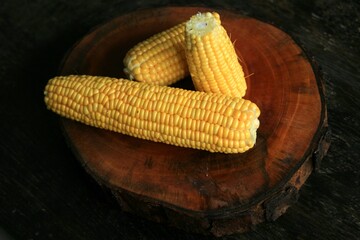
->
[[59, 7, 329, 236]]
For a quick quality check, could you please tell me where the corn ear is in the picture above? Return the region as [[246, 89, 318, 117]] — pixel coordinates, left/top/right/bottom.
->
[[185, 12, 247, 97], [44, 75, 260, 153]]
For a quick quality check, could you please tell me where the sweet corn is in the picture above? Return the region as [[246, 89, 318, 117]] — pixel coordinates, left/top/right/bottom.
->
[[44, 75, 260, 153], [185, 12, 247, 97], [123, 22, 187, 85]]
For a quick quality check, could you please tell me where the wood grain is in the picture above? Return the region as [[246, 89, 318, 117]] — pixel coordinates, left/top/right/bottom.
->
[[59, 7, 329, 236]]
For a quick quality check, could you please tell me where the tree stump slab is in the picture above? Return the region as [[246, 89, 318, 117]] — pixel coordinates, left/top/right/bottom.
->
[[58, 7, 330, 236]]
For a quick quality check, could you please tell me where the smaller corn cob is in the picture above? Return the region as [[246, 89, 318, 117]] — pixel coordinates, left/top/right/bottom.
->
[[123, 22, 187, 85], [44, 75, 260, 153], [185, 12, 247, 98]]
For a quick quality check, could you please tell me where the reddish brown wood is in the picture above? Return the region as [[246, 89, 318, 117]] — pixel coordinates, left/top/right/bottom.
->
[[59, 7, 329, 236]]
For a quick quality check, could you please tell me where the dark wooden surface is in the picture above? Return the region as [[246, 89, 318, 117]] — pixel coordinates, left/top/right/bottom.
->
[[0, 0, 359, 239]]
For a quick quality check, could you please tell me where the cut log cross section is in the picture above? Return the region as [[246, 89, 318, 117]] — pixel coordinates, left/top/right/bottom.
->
[[59, 7, 330, 236]]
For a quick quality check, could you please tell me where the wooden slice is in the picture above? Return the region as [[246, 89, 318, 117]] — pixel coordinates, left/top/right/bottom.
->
[[58, 7, 330, 236]]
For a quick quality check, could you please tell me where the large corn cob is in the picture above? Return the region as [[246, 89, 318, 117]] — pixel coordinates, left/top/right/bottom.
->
[[185, 12, 247, 97], [123, 13, 220, 86], [44, 75, 260, 153]]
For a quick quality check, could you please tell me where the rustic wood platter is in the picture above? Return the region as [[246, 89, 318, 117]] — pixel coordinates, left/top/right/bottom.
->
[[58, 7, 330, 236]]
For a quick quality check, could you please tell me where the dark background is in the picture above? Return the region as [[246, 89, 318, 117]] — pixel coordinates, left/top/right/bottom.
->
[[1, 0, 359, 239]]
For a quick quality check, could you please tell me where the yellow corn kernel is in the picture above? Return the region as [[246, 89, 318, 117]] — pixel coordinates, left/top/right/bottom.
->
[[185, 12, 247, 97], [44, 75, 260, 153]]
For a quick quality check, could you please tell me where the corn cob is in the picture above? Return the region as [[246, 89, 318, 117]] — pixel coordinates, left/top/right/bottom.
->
[[123, 22, 187, 85], [185, 12, 247, 98], [123, 13, 220, 86], [44, 75, 260, 153]]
